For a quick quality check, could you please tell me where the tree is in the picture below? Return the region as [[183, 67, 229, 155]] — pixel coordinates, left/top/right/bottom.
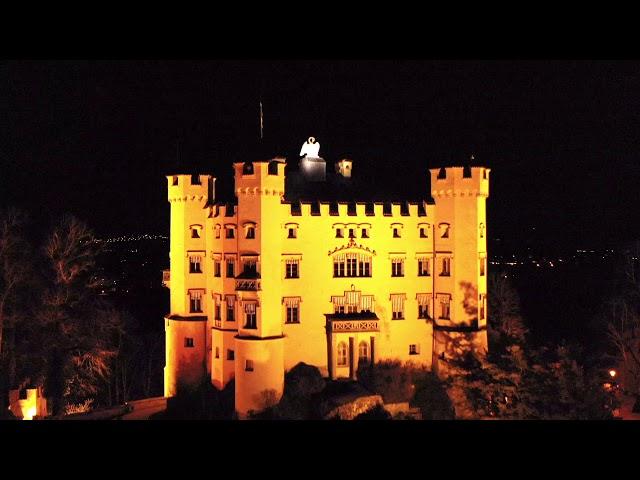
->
[[488, 271, 528, 346]]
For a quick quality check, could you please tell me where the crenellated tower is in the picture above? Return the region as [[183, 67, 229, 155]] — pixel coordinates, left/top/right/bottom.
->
[[232, 159, 287, 417], [429, 165, 490, 375], [164, 174, 214, 397]]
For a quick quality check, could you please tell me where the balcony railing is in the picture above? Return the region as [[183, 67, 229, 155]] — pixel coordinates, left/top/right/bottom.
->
[[162, 270, 170, 288], [328, 318, 380, 333], [235, 279, 261, 291]]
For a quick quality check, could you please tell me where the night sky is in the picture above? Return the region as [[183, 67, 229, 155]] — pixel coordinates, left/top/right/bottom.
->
[[3, 60, 640, 252]]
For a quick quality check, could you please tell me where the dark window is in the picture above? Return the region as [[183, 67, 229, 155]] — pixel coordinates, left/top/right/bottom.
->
[[288, 228, 297, 238], [172, 176, 179, 186], [227, 304, 234, 321], [189, 256, 202, 274], [268, 161, 279, 175], [418, 304, 430, 319], [227, 349, 235, 360], [480, 258, 485, 276], [243, 260, 257, 276], [189, 292, 202, 313], [336, 228, 343, 238], [245, 360, 254, 371], [246, 227, 255, 239], [242, 162, 254, 175], [184, 337, 194, 348], [349, 228, 355, 239], [361, 228, 369, 238], [191, 228, 200, 238], [441, 258, 451, 276], [215, 227, 221, 239], [214, 261, 221, 277], [346, 257, 357, 277], [437, 167, 446, 179], [393, 228, 401, 238], [191, 174, 201, 185], [226, 228, 235, 239], [418, 259, 430, 277], [286, 306, 299, 324], [409, 344, 419, 355], [245, 312, 257, 329], [392, 260, 404, 277], [215, 303, 221, 320], [215, 347, 220, 359], [358, 260, 371, 277], [285, 261, 299, 279], [420, 227, 428, 238], [226, 260, 235, 278]]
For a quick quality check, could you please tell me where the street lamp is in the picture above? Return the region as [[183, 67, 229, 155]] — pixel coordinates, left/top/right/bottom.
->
[[609, 369, 617, 379]]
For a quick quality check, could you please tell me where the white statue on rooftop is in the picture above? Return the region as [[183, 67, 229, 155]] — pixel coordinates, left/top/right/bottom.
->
[[300, 136, 321, 158]]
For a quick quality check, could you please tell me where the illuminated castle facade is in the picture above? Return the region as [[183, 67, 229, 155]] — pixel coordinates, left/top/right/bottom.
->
[[163, 138, 490, 417]]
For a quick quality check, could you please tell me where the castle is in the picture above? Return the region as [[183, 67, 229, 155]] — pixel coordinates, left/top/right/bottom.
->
[[163, 138, 490, 417]]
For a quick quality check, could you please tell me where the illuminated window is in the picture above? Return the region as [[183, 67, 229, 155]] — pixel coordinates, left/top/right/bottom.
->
[[337, 342, 348, 366], [439, 223, 450, 239], [391, 294, 405, 320], [393, 228, 401, 238], [245, 360, 254, 372], [480, 257, 486, 276], [246, 226, 255, 239], [215, 347, 220, 359], [438, 294, 451, 320], [226, 259, 235, 278], [244, 302, 257, 329], [479, 223, 485, 238], [189, 291, 203, 313], [418, 258, 430, 276], [184, 337, 194, 348], [285, 259, 299, 279], [409, 344, 420, 355], [226, 227, 235, 239], [288, 228, 297, 238], [440, 257, 451, 276], [333, 254, 371, 278], [189, 255, 202, 274], [358, 341, 369, 364], [227, 349, 234, 360], [214, 260, 221, 277], [391, 259, 404, 277], [336, 228, 343, 238], [226, 295, 235, 321], [361, 228, 369, 238]]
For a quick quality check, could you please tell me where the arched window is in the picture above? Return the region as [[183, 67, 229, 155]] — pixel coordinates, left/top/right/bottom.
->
[[439, 223, 450, 239], [337, 342, 348, 366], [358, 341, 369, 364]]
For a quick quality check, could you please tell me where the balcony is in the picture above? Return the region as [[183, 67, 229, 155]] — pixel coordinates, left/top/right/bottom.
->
[[162, 270, 170, 288], [235, 279, 261, 291], [325, 312, 380, 333]]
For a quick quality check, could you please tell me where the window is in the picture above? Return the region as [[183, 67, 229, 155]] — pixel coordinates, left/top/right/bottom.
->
[[189, 291, 203, 313], [418, 304, 430, 319], [439, 223, 450, 238], [349, 228, 355, 239], [420, 227, 428, 238], [361, 228, 369, 238], [391, 259, 404, 277], [335, 228, 343, 238], [479, 223, 485, 238], [440, 257, 451, 276], [246, 226, 255, 239], [438, 294, 451, 320], [409, 344, 420, 355], [214, 294, 221, 320], [479, 294, 486, 320], [226, 259, 235, 278], [358, 257, 371, 277], [286, 305, 299, 324], [184, 337, 194, 348], [245, 360, 254, 372], [242, 162, 254, 175], [226, 227, 235, 239], [226, 295, 235, 321], [285, 259, 299, 279], [215, 225, 221, 239], [288, 228, 297, 238], [346, 256, 357, 277], [337, 342, 348, 366], [358, 341, 369, 364], [333, 254, 371, 278], [480, 257, 486, 276], [214, 260, 221, 277], [172, 176, 178, 186], [391, 294, 405, 320], [227, 349, 235, 360], [215, 347, 220, 359], [418, 258, 430, 276], [189, 255, 202, 274], [243, 258, 258, 276], [244, 302, 257, 329], [393, 228, 401, 238], [190, 174, 201, 185], [417, 293, 431, 319], [191, 227, 201, 238], [284, 297, 300, 324]]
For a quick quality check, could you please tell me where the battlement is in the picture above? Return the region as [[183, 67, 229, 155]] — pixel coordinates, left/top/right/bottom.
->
[[167, 174, 215, 204], [233, 159, 286, 196], [429, 166, 490, 198]]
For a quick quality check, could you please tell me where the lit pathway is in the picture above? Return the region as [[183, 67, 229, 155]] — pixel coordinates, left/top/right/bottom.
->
[[117, 397, 167, 420], [618, 395, 640, 420]]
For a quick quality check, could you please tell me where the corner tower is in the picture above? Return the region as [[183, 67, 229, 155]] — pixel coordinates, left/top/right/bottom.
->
[[164, 174, 214, 397], [429, 165, 490, 375], [232, 159, 287, 417]]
